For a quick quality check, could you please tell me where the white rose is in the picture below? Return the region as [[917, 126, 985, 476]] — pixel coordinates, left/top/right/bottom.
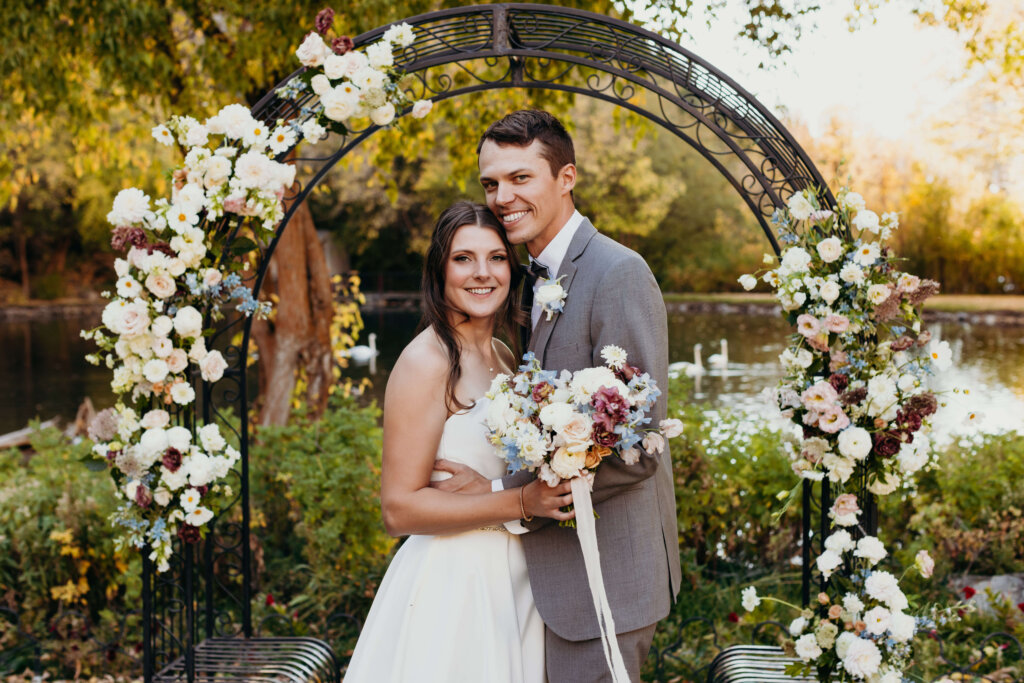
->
[[816, 549, 843, 578], [787, 192, 814, 220], [140, 409, 170, 430], [199, 423, 226, 452], [788, 616, 807, 636], [189, 337, 208, 361], [301, 118, 327, 144], [170, 381, 196, 405], [139, 428, 169, 459], [203, 155, 231, 189], [166, 426, 192, 451], [835, 631, 857, 659], [794, 633, 822, 662], [738, 274, 758, 291], [819, 280, 840, 305], [370, 102, 396, 127], [383, 22, 415, 47], [854, 536, 888, 565], [780, 246, 812, 274], [151, 315, 174, 338], [173, 306, 203, 339], [536, 281, 565, 305], [166, 348, 188, 373], [867, 283, 890, 305], [365, 41, 394, 68], [867, 472, 900, 495], [557, 414, 594, 453], [839, 263, 865, 285], [145, 273, 177, 299], [839, 191, 866, 212], [824, 530, 855, 554], [888, 611, 916, 642], [837, 427, 872, 460], [538, 402, 574, 430], [853, 209, 880, 233], [411, 99, 433, 118], [143, 358, 169, 384], [816, 236, 843, 263], [351, 66, 385, 90], [153, 487, 172, 507], [322, 54, 347, 80], [321, 88, 358, 122], [842, 637, 881, 679], [295, 32, 329, 67], [199, 349, 228, 382]]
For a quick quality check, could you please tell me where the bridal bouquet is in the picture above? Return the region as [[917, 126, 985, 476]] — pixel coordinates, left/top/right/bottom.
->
[[484, 345, 679, 682], [736, 187, 962, 681], [484, 345, 680, 492]]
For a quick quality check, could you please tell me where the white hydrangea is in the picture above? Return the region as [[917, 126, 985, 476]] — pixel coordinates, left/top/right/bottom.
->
[[107, 188, 152, 227]]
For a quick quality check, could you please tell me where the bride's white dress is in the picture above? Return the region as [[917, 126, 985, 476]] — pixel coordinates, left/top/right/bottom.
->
[[344, 398, 545, 682]]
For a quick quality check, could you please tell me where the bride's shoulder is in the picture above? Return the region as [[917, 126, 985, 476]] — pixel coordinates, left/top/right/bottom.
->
[[391, 328, 448, 383]]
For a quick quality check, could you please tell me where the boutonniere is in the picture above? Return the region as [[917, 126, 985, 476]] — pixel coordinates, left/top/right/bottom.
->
[[535, 275, 567, 321]]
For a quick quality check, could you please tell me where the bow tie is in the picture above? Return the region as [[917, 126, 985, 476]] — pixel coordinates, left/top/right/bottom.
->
[[526, 260, 550, 282]]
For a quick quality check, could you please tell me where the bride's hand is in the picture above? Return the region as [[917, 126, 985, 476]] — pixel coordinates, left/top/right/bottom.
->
[[524, 479, 574, 521], [429, 459, 491, 495]]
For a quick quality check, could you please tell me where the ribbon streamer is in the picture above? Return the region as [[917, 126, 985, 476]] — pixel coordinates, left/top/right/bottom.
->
[[571, 476, 630, 682]]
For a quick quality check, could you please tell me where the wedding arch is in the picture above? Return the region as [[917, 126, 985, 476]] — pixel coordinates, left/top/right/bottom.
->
[[143, 4, 838, 680]]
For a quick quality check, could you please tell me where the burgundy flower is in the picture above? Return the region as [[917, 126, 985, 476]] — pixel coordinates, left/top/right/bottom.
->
[[110, 225, 143, 252], [828, 373, 849, 393], [962, 586, 976, 599], [197, 485, 209, 497], [593, 427, 618, 448], [314, 7, 335, 35], [897, 409, 922, 433], [591, 411, 617, 434], [591, 386, 630, 423], [905, 392, 938, 417], [615, 364, 640, 383], [106, 448, 121, 463], [178, 524, 202, 544], [162, 447, 183, 472], [134, 484, 153, 508], [1017, 602, 1024, 613], [532, 382, 553, 402], [332, 35, 354, 55], [266, 594, 276, 606], [727, 612, 739, 623], [873, 431, 902, 458], [917, 330, 933, 346], [840, 387, 868, 407], [801, 425, 818, 440]]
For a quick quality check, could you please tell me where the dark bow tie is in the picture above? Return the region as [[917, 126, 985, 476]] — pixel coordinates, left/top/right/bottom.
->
[[526, 260, 550, 282]]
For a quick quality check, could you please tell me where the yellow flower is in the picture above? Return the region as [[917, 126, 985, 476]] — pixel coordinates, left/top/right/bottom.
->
[[49, 529, 74, 545]]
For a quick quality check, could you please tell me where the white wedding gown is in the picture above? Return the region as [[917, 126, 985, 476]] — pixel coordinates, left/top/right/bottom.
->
[[344, 398, 545, 682]]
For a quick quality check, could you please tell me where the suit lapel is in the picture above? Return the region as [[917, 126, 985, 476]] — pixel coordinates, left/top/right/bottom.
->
[[529, 219, 598, 364]]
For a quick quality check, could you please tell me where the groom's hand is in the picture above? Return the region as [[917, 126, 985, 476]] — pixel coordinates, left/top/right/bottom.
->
[[429, 459, 490, 495]]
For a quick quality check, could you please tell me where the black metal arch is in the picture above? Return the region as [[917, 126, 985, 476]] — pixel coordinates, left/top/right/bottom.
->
[[141, 4, 842, 680]]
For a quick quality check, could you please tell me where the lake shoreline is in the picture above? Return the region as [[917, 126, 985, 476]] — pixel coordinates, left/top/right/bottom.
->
[[4, 293, 1024, 326]]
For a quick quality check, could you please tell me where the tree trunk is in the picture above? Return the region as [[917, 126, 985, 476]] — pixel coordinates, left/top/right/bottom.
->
[[252, 198, 334, 426]]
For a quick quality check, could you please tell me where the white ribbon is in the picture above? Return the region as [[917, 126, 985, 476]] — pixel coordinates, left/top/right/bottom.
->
[[570, 476, 630, 682]]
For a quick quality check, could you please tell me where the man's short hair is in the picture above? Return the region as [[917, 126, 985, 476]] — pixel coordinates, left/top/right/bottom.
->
[[477, 110, 575, 178]]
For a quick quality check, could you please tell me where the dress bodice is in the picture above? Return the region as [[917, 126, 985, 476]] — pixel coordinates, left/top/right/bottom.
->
[[430, 398, 507, 482]]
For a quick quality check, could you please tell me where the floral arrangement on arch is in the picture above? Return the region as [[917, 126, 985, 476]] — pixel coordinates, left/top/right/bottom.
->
[[735, 188, 963, 681], [83, 9, 433, 573]]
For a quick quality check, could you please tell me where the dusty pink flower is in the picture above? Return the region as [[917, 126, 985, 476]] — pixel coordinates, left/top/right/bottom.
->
[[797, 314, 822, 338], [824, 314, 850, 333], [818, 405, 851, 433], [830, 493, 861, 526], [314, 7, 334, 35], [801, 381, 839, 412]]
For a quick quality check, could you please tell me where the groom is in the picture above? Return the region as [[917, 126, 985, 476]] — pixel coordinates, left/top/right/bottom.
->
[[436, 110, 681, 681]]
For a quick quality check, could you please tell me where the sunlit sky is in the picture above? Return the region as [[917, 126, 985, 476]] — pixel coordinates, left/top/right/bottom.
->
[[626, 0, 969, 140]]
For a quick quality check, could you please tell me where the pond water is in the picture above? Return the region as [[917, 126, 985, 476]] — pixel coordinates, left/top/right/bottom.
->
[[2, 307, 1022, 439]]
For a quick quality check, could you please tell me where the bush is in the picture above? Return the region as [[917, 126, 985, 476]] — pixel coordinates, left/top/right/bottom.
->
[[0, 424, 138, 676], [249, 393, 394, 645]]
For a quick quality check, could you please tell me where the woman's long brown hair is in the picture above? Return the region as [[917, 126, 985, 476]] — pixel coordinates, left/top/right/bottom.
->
[[418, 201, 524, 413]]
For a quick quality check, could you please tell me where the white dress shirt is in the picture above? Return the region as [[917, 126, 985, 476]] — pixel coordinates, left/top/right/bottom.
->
[[492, 210, 586, 532]]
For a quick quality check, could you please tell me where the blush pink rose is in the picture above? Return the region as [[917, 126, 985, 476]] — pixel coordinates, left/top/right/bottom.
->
[[818, 405, 851, 433], [830, 493, 861, 526], [825, 314, 850, 333]]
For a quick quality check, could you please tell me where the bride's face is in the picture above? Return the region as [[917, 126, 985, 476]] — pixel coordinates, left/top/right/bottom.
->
[[444, 224, 512, 321]]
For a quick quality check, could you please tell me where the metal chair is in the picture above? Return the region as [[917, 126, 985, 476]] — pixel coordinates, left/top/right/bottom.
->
[[155, 637, 339, 682], [706, 645, 817, 682]]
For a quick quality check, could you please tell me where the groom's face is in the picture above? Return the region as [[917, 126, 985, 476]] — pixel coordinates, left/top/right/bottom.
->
[[478, 139, 576, 255]]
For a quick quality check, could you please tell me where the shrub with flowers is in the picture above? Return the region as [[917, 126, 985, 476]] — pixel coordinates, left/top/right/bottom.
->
[[82, 9, 433, 573], [736, 187, 963, 680]]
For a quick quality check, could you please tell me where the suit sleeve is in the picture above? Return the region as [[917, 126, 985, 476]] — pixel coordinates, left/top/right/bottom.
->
[[587, 254, 669, 506]]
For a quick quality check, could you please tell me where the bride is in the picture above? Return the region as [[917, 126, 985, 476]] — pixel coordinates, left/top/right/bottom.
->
[[344, 201, 574, 682]]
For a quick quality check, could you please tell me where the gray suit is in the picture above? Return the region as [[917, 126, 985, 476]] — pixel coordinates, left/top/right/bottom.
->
[[504, 219, 681, 679]]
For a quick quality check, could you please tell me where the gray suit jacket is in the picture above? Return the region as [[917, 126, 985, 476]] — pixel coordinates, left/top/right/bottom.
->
[[504, 219, 681, 641]]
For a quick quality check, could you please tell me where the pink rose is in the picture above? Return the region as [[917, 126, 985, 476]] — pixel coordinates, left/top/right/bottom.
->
[[801, 381, 839, 412], [915, 549, 935, 578], [797, 314, 822, 338], [830, 493, 861, 526], [818, 405, 851, 433], [199, 349, 228, 382], [166, 348, 189, 374], [558, 414, 593, 454], [825, 314, 850, 333]]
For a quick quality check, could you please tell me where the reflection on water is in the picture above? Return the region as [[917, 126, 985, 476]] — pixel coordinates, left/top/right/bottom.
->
[[2, 307, 1022, 438]]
